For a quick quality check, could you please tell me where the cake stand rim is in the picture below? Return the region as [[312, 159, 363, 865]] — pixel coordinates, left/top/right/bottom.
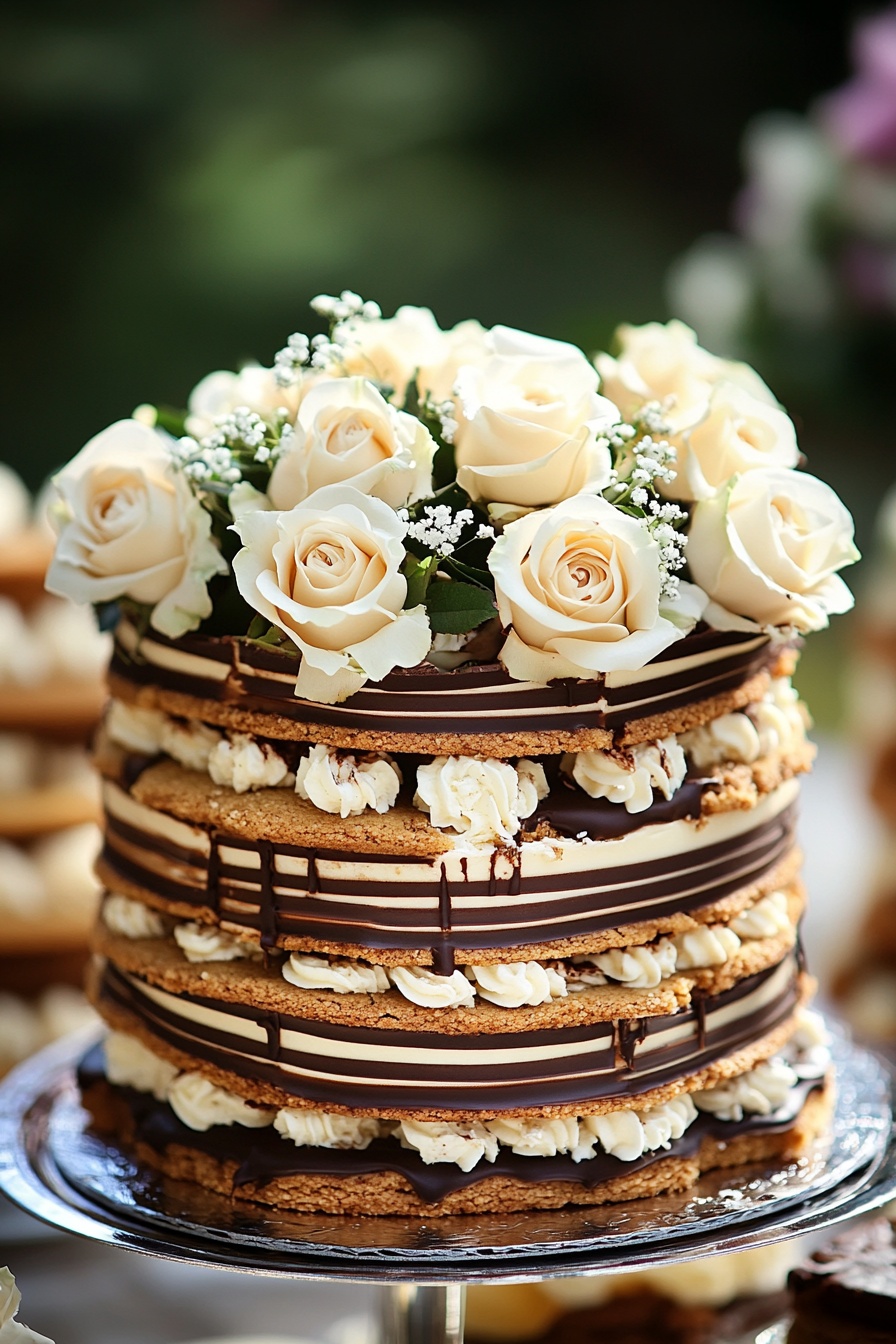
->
[[0, 1020, 893, 1285]]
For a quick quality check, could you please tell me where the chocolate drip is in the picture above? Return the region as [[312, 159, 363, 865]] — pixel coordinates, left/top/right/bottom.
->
[[100, 799, 797, 958], [617, 1018, 647, 1070], [206, 832, 221, 915], [693, 991, 708, 1050], [433, 862, 455, 976], [119, 752, 161, 790], [795, 935, 807, 977], [261, 1011, 282, 1062], [258, 839, 278, 950]]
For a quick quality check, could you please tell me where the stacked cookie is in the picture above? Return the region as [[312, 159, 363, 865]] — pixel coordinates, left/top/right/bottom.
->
[[49, 301, 854, 1215], [0, 465, 104, 1075]]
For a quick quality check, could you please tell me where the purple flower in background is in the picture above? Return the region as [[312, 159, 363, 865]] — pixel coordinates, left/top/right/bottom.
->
[[820, 8, 896, 165]]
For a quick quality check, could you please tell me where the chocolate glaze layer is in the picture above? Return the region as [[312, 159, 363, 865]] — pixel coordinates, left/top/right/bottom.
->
[[97, 953, 803, 1112], [77, 1044, 825, 1204], [111, 622, 779, 739], [99, 789, 798, 959]]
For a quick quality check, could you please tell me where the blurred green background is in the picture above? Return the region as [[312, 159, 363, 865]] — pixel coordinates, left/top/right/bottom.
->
[[2, 0, 886, 722]]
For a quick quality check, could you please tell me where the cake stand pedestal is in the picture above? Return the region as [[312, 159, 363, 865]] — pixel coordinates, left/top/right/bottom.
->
[[1, 1025, 894, 1344]]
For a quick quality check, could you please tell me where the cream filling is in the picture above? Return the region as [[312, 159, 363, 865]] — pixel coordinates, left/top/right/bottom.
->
[[101, 1013, 827, 1168], [103, 888, 792, 1009], [103, 675, 807, 829], [283, 890, 791, 1007], [413, 757, 549, 846]]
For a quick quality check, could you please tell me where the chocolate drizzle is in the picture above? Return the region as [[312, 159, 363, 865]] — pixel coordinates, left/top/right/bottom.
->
[[100, 792, 798, 960], [77, 1044, 826, 1206], [434, 861, 455, 976], [206, 832, 221, 916], [693, 991, 708, 1050], [617, 1018, 648, 1070], [258, 839, 277, 951]]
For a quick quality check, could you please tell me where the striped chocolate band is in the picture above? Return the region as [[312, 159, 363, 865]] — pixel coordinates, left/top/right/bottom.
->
[[112, 620, 777, 740], [99, 777, 799, 961], [98, 952, 802, 1114]]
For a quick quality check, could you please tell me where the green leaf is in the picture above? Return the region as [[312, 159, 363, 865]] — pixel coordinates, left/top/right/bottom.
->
[[431, 436, 457, 491], [154, 405, 188, 437], [247, 614, 270, 639], [426, 580, 496, 634], [403, 553, 438, 607], [440, 555, 494, 591]]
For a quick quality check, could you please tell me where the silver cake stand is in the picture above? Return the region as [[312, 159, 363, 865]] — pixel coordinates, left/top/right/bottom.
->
[[1, 1023, 895, 1344]]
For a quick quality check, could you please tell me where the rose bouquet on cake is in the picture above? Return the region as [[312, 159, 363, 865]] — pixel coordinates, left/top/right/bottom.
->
[[46, 295, 856, 1216]]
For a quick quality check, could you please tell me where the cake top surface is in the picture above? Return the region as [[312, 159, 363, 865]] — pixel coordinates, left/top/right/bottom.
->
[[44, 295, 859, 708]]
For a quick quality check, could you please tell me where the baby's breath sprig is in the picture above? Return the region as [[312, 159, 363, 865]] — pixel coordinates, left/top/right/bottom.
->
[[170, 405, 293, 503], [311, 290, 382, 325], [598, 400, 685, 601], [422, 394, 459, 446], [398, 503, 476, 558], [643, 499, 688, 601], [273, 292, 382, 387]]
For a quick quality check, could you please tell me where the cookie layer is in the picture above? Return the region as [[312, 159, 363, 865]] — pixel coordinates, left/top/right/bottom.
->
[[96, 772, 800, 963], [111, 620, 793, 755]]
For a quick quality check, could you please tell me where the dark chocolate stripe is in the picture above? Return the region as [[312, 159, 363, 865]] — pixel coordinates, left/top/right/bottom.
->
[[111, 624, 777, 740], [100, 795, 797, 955], [98, 954, 802, 1111], [77, 1042, 825, 1204]]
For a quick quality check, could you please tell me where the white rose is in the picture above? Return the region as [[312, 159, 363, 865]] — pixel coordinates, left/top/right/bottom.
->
[[337, 306, 489, 405], [268, 377, 434, 511], [45, 420, 227, 638], [454, 326, 617, 508], [231, 485, 431, 704], [489, 493, 706, 681], [669, 382, 800, 502], [595, 319, 776, 433], [185, 363, 299, 439], [688, 468, 859, 634]]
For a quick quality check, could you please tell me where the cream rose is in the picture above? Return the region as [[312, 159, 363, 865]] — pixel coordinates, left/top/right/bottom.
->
[[185, 363, 299, 439], [595, 319, 776, 433], [670, 382, 800, 502], [231, 485, 431, 703], [688, 468, 859, 633], [268, 376, 434, 510], [45, 419, 227, 638], [454, 326, 617, 508], [337, 305, 489, 404], [488, 493, 706, 681]]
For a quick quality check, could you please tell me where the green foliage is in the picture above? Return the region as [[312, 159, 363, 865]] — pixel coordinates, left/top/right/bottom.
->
[[425, 579, 496, 634]]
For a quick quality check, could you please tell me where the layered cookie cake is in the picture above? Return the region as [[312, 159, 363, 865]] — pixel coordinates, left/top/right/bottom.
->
[[47, 298, 857, 1215]]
